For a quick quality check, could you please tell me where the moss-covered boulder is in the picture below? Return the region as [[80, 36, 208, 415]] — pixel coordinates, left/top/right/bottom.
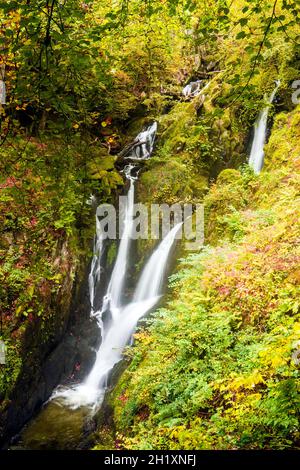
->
[[87, 154, 124, 197]]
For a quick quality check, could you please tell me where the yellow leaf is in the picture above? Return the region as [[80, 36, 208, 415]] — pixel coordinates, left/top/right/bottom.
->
[[15, 305, 23, 316]]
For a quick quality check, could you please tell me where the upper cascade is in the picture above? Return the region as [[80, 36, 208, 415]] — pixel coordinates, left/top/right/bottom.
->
[[124, 121, 158, 160]]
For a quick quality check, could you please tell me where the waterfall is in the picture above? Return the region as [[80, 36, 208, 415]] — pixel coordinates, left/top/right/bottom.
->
[[182, 80, 202, 99], [0, 64, 5, 105], [0, 80, 5, 105], [102, 164, 136, 321], [182, 80, 211, 101], [75, 222, 181, 408], [51, 123, 181, 410], [52, 219, 181, 410], [134, 223, 182, 302], [249, 80, 280, 174], [88, 214, 103, 310], [125, 122, 157, 160]]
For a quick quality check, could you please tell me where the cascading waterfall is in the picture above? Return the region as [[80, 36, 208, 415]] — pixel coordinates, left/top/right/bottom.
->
[[0, 80, 5, 105], [0, 64, 5, 105], [52, 121, 181, 410], [101, 164, 137, 321], [68, 221, 182, 409], [249, 80, 280, 174], [88, 214, 103, 310], [182, 80, 211, 100], [125, 122, 158, 160], [133, 223, 181, 302]]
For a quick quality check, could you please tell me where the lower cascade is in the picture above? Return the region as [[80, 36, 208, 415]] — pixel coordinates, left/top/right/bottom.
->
[[249, 80, 280, 174], [52, 128, 181, 411]]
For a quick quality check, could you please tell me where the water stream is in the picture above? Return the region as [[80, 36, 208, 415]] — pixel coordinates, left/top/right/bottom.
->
[[249, 80, 280, 174], [182, 80, 203, 98], [52, 157, 181, 409], [15, 122, 182, 448]]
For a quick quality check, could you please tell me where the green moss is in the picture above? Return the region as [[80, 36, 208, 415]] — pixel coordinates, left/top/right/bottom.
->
[[264, 107, 300, 171], [204, 168, 252, 244], [92, 425, 116, 450], [138, 159, 207, 206], [107, 241, 117, 267], [216, 168, 241, 185], [87, 156, 116, 176], [0, 342, 22, 399]]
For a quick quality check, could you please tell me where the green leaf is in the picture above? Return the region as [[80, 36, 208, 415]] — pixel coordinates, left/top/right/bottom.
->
[[236, 31, 247, 39]]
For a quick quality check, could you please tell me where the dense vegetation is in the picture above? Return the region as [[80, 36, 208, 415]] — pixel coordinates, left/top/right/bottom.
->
[[0, 0, 299, 449]]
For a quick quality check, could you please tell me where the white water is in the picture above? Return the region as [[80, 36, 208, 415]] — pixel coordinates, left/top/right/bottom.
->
[[102, 164, 136, 320], [88, 214, 103, 310], [249, 80, 280, 174], [126, 122, 157, 160], [134, 223, 182, 302], [52, 126, 180, 410], [0, 80, 5, 105], [0, 65, 5, 105], [182, 80, 211, 101], [53, 216, 181, 409], [182, 80, 202, 98], [77, 222, 181, 408]]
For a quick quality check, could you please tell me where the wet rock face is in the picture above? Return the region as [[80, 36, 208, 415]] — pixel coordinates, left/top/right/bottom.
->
[[0, 257, 101, 448]]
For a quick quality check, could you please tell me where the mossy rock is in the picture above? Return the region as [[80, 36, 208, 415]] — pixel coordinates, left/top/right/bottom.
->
[[264, 107, 300, 171], [216, 169, 242, 185], [86, 155, 124, 194], [204, 169, 249, 244], [138, 159, 208, 205], [134, 97, 212, 207], [87, 156, 116, 179], [158, 101, 197, 148]]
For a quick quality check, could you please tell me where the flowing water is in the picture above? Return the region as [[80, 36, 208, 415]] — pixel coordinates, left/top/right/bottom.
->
[[16, 122, 182, 448], [100, 164, 137, 320], [0, 80, 5, 105], [88, 213, 103, 310], [51, 160, 181, 409], [182, 80, 203, 98], [249, 80, 280, 174], [182, 80, 211, 101], [0, 65, 5, 105], [125, 121, 157, 160], [60, 221, 181, 410]]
